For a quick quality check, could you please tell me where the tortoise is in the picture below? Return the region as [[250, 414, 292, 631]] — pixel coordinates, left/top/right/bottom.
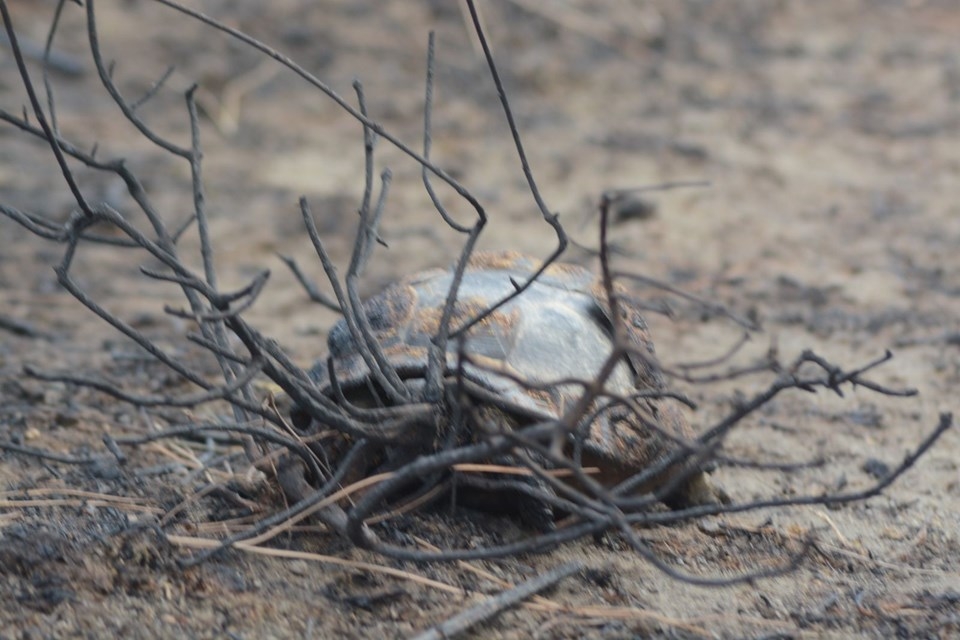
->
[[290, 251, 726, 529]]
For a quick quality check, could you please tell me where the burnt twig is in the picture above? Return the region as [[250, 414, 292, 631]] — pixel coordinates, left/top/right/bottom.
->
[[411, 561, 582, 640]]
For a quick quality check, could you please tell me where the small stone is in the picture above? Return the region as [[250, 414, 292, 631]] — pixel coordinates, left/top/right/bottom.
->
[[862, 458, 890, 479]]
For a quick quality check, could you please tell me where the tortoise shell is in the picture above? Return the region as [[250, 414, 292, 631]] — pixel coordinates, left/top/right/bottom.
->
[[303, 251, 722, 508]]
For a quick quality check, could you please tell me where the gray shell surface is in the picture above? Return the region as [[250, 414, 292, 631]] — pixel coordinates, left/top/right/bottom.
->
[[306, 251, 701, 487]]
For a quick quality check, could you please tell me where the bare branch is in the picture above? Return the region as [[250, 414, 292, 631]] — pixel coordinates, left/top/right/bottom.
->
[[411, 561, 582, 640]]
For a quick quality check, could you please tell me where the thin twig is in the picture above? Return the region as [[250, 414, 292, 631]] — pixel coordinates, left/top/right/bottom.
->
[[411, 561, 582, 640]]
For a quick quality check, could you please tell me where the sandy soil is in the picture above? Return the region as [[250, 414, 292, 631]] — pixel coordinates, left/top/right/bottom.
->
[[1, 1, 959, 638]]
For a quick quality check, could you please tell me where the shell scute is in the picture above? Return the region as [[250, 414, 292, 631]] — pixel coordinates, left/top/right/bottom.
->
[[302, 251, 725, 514]]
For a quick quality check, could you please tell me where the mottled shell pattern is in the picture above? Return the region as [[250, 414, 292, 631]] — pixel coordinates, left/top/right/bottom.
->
[[306, 251, 714, 498]]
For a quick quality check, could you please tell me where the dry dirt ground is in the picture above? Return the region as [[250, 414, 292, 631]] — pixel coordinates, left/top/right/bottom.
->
[[1, 1, 959, 638]]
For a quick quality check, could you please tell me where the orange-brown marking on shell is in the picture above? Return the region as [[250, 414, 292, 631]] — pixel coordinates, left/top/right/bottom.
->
[[368, 283, 418, 341], [587, 277, 632, 314], [523, 386, 555, 410], [412, 296, 519, 338], [464, 250, 588, 282], [541, 259, 591, 281], [464, 250, 526, 272]]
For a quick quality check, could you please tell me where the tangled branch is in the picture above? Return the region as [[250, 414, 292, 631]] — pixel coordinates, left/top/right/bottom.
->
[[0, 0, 950, 588]]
